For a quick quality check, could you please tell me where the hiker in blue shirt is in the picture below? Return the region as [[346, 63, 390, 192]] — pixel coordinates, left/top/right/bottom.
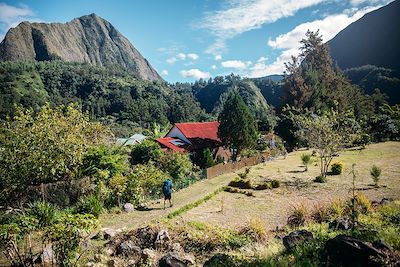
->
[[162, 178, 173, 209]]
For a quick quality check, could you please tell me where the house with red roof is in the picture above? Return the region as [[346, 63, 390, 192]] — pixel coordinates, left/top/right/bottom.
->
[[156, 121, 231, 161]]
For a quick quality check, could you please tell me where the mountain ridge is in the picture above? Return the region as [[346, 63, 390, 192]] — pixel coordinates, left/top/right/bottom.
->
[[0, 13, 162, 81]]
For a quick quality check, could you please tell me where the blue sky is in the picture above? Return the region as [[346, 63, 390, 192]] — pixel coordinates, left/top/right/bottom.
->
[[0, 0, 393, 82]]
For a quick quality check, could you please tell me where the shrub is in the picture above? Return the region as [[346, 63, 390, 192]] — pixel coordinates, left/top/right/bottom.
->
[[330, 162, 343, 175], [301, 154, 312, 171], [271, 180, 280, 188], [75, 195, 104, 218], [228, 178, 252, 189], [241, 217, 268, 242], [254, 182, 271, 190], [314, 175, 326, 183], [311, 204, 331, 223], [370, 165, 382, 186], [26, 201, 59, 228], [287, 204, 309, 227], [202, 148, 215, 168], [328, 199, 345, 219], [158, 152, 194, 189], [238, 168, 251, 179], [130, 140, 163, 165], [354, 193, 373, 214]]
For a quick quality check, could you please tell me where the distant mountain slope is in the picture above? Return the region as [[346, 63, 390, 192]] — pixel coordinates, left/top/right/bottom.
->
[[0, 13, 162, 81], [328, 0, 400, 70]]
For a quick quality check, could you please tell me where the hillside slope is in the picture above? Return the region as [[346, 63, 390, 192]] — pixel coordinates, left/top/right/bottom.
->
[[0, 13, 162, 81], [328, 0, 400, 70]]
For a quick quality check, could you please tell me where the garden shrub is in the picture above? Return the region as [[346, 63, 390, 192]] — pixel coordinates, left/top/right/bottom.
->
[[370, 165, 382, 186], [130, 140, 163, 165], [354, 193, 373, 215], [75, 195, 104, 218], [328, 199, 345, 219], [26, 201, 59, 228], [311, 204, 331, 223], [228, 178, 252, 189], [301, 154, 312, 171], [271, 179, 280, 188], [254, 182, 271, 190], [330, 162, 343, 175], [314, 175, 327, 183], [158, 152, 195, 190], [287, 204, 309, 227]]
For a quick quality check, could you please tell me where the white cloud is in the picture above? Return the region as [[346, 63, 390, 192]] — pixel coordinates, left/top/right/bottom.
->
[[161, 70, 169, 75], [211, 64, 217, 70], [180, 69, 211, 79], [0, 3, 40, 40], [221, 60, 251, 69], [214, 54, 222, 60], [166, 57, 177, 64], [247, 4, 384, 77], [187, 53, 199, 60], [350, 0, 389, 6], [176, 53, 186, 60], [197, 0, 325, 55]]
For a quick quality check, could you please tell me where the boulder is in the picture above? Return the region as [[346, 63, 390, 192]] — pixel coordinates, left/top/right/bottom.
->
[[155, 229, 171, 248], [282, 230, 314, 251], [159, 252, 194, 267], [115, 240, 141, 259], [171, 243, 184, 253], [372, 239, 392, 251], [380, 198, 393, 205], [123, 203, 134, 213], [328, 216, 353, 230], [325, 235, 385, 267], [137, 226, 157, 247], [35, 246, 54, 264], [103, 228, 117, 240]]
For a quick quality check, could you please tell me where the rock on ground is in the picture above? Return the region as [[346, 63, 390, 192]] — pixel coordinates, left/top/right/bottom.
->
[[282, 230, 314, 251]]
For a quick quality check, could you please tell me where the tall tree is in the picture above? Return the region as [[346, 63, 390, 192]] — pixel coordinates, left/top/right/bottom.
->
[[218, 91, 258, 161]]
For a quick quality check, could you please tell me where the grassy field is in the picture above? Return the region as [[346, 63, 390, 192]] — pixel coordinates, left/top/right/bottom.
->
[[101, 141, 400, 231]]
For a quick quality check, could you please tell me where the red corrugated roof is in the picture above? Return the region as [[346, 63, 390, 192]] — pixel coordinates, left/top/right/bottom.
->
[[156, 137, 187, 152], [174, 121, 220, 142]]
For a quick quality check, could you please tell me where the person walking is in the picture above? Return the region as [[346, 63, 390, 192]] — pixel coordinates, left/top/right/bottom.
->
[[162, 178, 173, 209]]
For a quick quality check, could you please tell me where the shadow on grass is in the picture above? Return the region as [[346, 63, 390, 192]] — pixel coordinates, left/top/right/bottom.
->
[[287, 170, 306, 174]]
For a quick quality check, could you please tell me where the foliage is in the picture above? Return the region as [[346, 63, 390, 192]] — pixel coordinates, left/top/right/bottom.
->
[[228, 178, 252, 189], [201, 148, 215, 168], [158, 152, 194, 187], [353, 193, 373, 215], [75, 195, 104, 218], [130, 140, 163, 165], [123, 163, 168, 205], [370, 165, 382, 186], [330, 161, 344, 175], [44, 213, 98, 266], [271, 179, 281, 188], [26, 201, 59, 228], [238, 168, 251, 179], [81, 145, 129, 178], [369, 104, 400, 141], [0, 104, 111, 204], [314, 175, 327, 183], [287, 107, 360, 177], [287, 204, 309, 227], [218, 91, 258, 161], [301, 154, 312, 171]]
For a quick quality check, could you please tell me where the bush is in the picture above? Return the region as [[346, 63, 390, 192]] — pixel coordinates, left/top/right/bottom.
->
[[26, 201, 59, 228], [330, 162, 343, 175], [271, 179, 280, 188], [328, 199, 345, 219], [254, 182, 271, 190], [370, 165, 382, 186], [311, 204, 331, 223], [301, 154, 312, 171], [228, 178, 252, 189], [158, 152, 194, 189], [287, 204, 309, 227], [238, 168, 251, 179], [130, 140, 163, 165], [75, 195, 104, 218], [314, 175, 327, 183], [354, 193, 373, 214]]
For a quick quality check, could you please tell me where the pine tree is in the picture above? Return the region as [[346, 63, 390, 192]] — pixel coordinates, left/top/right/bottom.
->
[[218, 91, 258, 161]]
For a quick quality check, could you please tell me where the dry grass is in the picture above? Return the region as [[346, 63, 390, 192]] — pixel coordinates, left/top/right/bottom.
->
[[172, 142, 400, 229]]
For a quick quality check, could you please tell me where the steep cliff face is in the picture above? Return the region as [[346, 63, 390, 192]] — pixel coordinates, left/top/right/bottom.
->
[[0, 13, 162, 81]]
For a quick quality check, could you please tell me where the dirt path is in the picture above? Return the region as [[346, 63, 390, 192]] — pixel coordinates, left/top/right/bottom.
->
[[100, 172, 234, 229]]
